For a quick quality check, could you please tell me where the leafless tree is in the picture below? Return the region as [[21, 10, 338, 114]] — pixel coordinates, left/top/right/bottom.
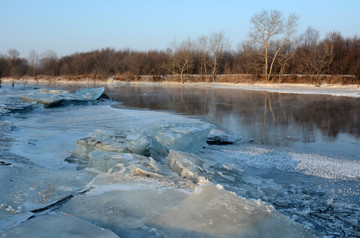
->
[[40, 50, 59, 76], [171, 39, 194, 83], [28, 50, 40, 76], [276, 41, 295, 82], [208, 32, 229, 81], [237, 41, 262, 76], [249, 10, 298, 81], [299, 26, 319, 48], [7, 49, 20, 59], [197, 35, 209, 76]]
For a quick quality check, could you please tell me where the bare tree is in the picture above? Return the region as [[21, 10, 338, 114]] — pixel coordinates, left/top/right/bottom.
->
[[299, 26, 319, 48], [40, 50, 59, 76], [276, 41, 295, 82], [208, 32, 229, 81], [237, 41, 263, 77], [171, 39, 194, 83], [296, 27, 335, 85], [197, 35, 209, 76], [7, 49, 20, 59], [28, 50, 40, 76], [249, 10, 298, 81]]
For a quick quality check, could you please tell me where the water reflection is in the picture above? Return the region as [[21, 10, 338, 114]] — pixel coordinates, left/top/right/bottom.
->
[[105, 85, 360, 147]]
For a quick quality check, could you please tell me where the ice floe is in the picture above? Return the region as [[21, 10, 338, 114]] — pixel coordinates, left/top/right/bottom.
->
[[18, 87, 105, 107]]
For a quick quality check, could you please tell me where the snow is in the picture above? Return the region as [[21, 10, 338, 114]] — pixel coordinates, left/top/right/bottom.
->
[[207, 83, 360, 98]]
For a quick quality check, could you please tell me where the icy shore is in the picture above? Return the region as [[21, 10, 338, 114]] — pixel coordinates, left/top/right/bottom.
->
[[2, 77, 360, 98], [1, 85, 359, 237]]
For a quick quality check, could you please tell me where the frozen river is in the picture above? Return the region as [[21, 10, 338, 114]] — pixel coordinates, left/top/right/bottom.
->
[[1, 83, 360, 237]]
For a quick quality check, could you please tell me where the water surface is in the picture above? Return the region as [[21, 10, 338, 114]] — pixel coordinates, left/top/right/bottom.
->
[[103, 85, 360, 160]]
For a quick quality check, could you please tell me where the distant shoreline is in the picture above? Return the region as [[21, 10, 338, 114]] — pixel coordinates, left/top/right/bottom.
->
[[1, 76, 360, 98]]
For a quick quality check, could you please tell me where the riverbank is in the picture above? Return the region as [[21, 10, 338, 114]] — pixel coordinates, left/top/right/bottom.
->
[[2, 76, 360, 98]]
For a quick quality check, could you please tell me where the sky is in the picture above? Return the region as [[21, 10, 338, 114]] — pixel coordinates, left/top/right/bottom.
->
[[1, 0, 359, 58]]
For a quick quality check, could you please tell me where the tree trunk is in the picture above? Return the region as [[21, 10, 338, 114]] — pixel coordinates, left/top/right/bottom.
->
[[265, 43, 268, 80]]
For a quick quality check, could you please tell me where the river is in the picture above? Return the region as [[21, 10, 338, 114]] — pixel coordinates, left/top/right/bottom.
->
[[1, 82, 359, 237]]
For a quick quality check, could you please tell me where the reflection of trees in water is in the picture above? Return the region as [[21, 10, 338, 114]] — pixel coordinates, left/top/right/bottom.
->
[[106, 85, 360, 139]]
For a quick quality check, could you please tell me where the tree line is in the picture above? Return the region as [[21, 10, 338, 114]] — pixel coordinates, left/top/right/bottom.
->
[[1, 10, 359, 84]]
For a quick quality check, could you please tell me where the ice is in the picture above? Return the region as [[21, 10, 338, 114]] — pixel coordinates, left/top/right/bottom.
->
[[10, 126, 88, 169], [216, 83, 360, 98], [3, 215, 119, 238], [0, 93, 33, 115], [18, 87, 105, 107], [290, 152, 360, 180], [0, 165, 95, 207], [73, 129, 150, 161], [206, 128, 241, 145], [59, 180, 319, 238], [151, 184, 319, 238], [151, 121, 214, 152], [60, 185, 189, 236], [87, 151, 162, 177], [215, 146, 360, 180], [2, 85, 344, 236], [168, 150, 205, 183]]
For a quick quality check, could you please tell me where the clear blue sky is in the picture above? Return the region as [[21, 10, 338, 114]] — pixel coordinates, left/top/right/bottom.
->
[[1, 0, 359, 58]]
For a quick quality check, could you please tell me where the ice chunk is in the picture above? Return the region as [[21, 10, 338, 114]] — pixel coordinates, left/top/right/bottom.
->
[[19, 91, 68, 107], [73, 87, 105, 101], [3, 215, 119, 238], [151, 121, 213, 153], [207, 128, 241, 145], [131, 168, 164, 178], [0, 165, 96, 221], [168, 150, 204, 183], [0, 95, 33, 114], [0, 211, 33, 233], [73, 129, 150, 161], [60, 187, 189, 235], [88, 150, 161, 177], [151, 184, 320, 238], [18, 87, 105, 107]]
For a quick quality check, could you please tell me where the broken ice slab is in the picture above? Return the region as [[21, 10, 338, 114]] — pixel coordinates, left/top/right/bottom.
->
[[151, 121, 214, 153], [168, 150, 205, 183], [60, 186, 189, 236], [0, 96, 33, 114], [88, 150, 162, 177], [3, 214, 119, 238], [18, 87, 105, 107], [73, 87, 105, 100], [73, 129, 150, 161], [0, 165, 96, 221], [18, 91, 67, 107], [151, 184, 321, 238], [206, 128, 241, 145]]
